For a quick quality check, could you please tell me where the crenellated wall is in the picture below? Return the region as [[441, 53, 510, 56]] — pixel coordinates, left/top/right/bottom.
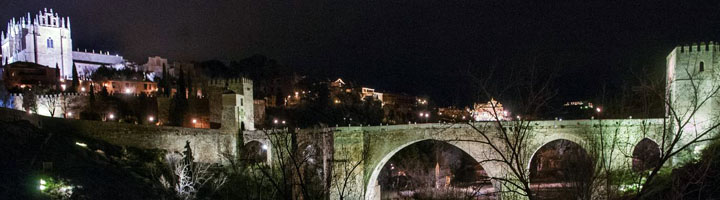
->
[[9, 92, 87, 118]]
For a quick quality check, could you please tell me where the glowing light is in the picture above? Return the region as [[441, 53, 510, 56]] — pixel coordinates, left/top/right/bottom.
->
[[148, 116, 155, 122], [334, 99, 341, 104], [39, 179, 47, 190], [125, 88, 132, 94], [108, 113, 115, 119], [81, 87, 86, 92], [192, 119, 197, 124], [596, 107, 602, 113], [67, 112, 73, 117], [273, 119, 278, 124], [261, 144, 268, 150], [61, 84, 66, 90], [282, 120, 286, 124], [75, 142, 87, 147]]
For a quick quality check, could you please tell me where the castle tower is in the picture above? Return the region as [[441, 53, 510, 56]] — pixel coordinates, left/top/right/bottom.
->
[[666, 42, 720, 144], [211, 78, 255, 131], [1, 8, 73, 78]]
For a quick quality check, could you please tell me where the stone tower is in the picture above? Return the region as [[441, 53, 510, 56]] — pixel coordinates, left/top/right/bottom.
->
[[666, 42, 720, 142], [210, 78, 255, 131], [1, 8, 73, 77]]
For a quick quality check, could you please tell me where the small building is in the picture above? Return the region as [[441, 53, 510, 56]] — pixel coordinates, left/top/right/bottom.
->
[[437, 106, 470, 121], [1, 61, 59, 89], [471, 98, 510, 121], [98, 80, 157, 95]]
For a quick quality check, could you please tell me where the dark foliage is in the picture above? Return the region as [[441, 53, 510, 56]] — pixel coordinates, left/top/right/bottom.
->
[[71, 63, 79, 92], [169, 69, 188, 126], [0, 119, 165, 199], [90, 65, 145, 82]]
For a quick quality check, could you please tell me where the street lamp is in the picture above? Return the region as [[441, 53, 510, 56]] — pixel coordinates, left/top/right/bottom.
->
[[148, 116, 155, 122], [108, 113, 115, 120]]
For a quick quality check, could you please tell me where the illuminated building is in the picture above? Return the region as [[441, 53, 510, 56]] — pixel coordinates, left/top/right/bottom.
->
[[1, 8, 126, 78], [1, 61, 59, 89], [471, 98, 510, 121]]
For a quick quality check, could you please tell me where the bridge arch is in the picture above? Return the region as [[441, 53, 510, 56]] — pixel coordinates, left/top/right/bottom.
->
[[365, 138, 501, 199], [632, 138, 661, 171], [528, 138, 594, 199]]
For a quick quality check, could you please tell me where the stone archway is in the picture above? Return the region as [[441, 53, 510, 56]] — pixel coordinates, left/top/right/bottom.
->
[[365, 139, 499, 200], [632, 138, 661, 172], [529, 139, 593, 200], [241, 140, 268, 164]]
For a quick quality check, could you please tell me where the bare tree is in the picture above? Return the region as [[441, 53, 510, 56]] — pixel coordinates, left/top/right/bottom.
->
[[461, 62, 557, 200], [331, 144, 367, 200], [238, 128, 327, 200], [157, 152, 227, 200], [40, 94, 60, 117], [631, 61, 720, 198], [59, 94, 83, 118]]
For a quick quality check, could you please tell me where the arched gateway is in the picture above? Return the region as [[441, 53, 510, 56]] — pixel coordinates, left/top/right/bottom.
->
[[330, 119, 665, 199]]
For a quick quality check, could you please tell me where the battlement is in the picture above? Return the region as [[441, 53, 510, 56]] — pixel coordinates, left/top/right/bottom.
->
[[207, 77, 253, 87], [9, 92, 87, 98], [2, 8, 70, 40], [677, 41, 719, 53], [74, 48, 121, 57]]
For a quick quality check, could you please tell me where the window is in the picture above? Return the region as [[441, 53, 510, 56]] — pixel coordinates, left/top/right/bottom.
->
[[47, 38, 54, 48], [144, 84, 148, 90], [699, 62, 705, 72]]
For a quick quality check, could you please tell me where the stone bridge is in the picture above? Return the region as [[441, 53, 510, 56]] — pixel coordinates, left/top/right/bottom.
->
[[328, 118, 671, 199], [0, 106, 696, 200]]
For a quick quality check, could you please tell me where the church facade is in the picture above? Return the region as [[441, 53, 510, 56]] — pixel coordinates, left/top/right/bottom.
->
[[1, 8, 125, 78]]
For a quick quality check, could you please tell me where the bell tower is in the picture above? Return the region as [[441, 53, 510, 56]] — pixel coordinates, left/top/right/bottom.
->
[[1, 8, 73, 77]]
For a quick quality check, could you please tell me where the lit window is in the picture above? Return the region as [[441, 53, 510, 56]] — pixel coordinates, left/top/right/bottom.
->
[[47, 38, 54, 48]]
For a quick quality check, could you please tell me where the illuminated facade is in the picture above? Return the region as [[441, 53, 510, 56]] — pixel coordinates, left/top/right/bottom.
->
[[99, 80, 158, 95], [1, 8, 125, 78], [666, 42, 720, 131], [1, 61, 59, 89], [471, 98, 510, 121]]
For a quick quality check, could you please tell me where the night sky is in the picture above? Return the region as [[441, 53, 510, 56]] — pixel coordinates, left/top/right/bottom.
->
[[3, 0, 720, 106]]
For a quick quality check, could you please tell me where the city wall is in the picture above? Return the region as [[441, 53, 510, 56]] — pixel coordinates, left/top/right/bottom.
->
[[0, 107, 238, 163]]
